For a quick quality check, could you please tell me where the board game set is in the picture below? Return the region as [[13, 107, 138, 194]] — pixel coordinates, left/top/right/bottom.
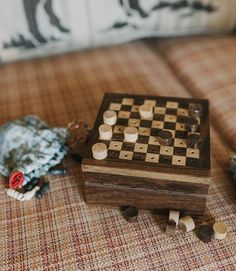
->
[[82, 93, 211, 215]]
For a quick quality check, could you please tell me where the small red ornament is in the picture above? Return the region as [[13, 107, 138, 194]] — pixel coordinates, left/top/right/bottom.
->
[[9, 171, 24, 189]]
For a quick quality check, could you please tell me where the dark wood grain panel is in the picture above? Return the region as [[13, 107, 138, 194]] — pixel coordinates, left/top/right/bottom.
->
[[83, 172, 209, 195], [85, 182, 207, 215]]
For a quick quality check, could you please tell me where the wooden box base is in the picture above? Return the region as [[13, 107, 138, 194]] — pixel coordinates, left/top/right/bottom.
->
[[82, 171, 210, 215]]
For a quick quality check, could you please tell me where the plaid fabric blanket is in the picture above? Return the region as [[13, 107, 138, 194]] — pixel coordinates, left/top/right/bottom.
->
[[0, 38, 235, 271]]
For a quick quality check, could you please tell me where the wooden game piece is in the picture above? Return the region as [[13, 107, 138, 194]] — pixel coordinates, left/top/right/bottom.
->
[[179, 216, 195, 232], [189, 103, 203, 118], [92, 143, 108, 160], [213, 221, 228, 240], [158, 130, 173, 146], [99, 124, 112, 140], [121, 206, 139, 222], [185, 117, 198, 132], [6, 186, 40, 201], [103, 110, 117, 125], [67, 120, 91, 155], [139, 104, 153, 119], [197, 224, 214, 243], [169, 210, 180, 225], [187, 133, 202, 149], [22, 177, 40, 192], [35, 182, 50, 199], [166, 220, 176, 237], [124, 126, 138, 142]]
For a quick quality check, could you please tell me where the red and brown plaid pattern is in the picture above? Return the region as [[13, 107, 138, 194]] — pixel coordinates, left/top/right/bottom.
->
[[0, 41, 235, 271], [154, 36, 236, 151]]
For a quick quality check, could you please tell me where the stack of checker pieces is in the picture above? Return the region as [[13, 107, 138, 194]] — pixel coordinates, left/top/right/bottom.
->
[[82, 93, 211, 215]]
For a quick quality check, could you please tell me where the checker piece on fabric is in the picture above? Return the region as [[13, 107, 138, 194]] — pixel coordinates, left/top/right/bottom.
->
[[82, 93, 210, 215]]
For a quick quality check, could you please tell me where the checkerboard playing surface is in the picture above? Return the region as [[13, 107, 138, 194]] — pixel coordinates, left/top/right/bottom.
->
[[82, 93, 210, 214], [91, 94, 209, 169]]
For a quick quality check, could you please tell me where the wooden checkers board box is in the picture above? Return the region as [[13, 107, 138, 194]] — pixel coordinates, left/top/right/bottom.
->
[[82, 93, 211, 215]]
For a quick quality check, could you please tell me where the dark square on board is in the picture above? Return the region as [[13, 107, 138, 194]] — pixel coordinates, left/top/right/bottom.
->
[[164, 122, 176, 130], [137, 135, 149, 144], [108, 150, 120, 159], [133, 152, 146, 161], [153, 114, 165, 121], [166, 108, 177, 115], [112, 133, 124, 141], [116, 118, 129, 126], [130, 112, 140, 119], [150, 128, 162, 137], [122, 142, 135, 152], [175, 130, 188, 139], [159, 154, 173, 165], [140, 120, 152, 128], [173, 147, 187, 156], [121, 104, 132, 111], [186, 157, 200, 167], [147, 145, 160, 154]]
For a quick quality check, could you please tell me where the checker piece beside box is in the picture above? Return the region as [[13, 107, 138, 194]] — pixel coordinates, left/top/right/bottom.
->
[[82, 93, 211, 215]]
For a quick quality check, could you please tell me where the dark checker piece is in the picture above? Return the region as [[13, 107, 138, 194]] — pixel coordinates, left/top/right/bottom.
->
[[187, 133, 202, 149], [158, 130, 173, 146], [121, 206, 139, 222], [185, 117, 198, 132], [197, 224, 214, 243], [189, 103, 203, 117]]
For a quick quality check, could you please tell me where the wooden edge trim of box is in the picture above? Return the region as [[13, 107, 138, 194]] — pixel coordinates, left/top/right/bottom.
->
[[82, 164, 210, 185]]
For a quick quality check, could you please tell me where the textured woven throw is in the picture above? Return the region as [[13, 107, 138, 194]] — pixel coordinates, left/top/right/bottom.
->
[[230, 153, 236, 184], [0, 115, 68, 186]]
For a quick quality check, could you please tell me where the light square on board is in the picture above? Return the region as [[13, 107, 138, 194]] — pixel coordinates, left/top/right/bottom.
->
[[122, 98, 134, 105], [186, 148, 200, 159], [134, 143, 148, 153], [172, 156, 186, 166], [144, 99, 156, 107], [131, 105, 140, 112], [176, 122, 185, 131], [109, 103, 121, 111], [118, 111, 131, 119], [166, 101, 178, 108], [148, 136, 160, 145], [177, 108, 189, 116], [160, 146, 174, 156], [119, 151, 133, 160], [113, 125, 126, 134], [174, 138, 187, 148], [151, 121, 164, 129], [128, 119, 140, 127], [164, 115, 177, 123], [138, 127, 151, 136], [145, 153, 159, 163], [154, 107, 166, 115], [109, 141, 123, 151]]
